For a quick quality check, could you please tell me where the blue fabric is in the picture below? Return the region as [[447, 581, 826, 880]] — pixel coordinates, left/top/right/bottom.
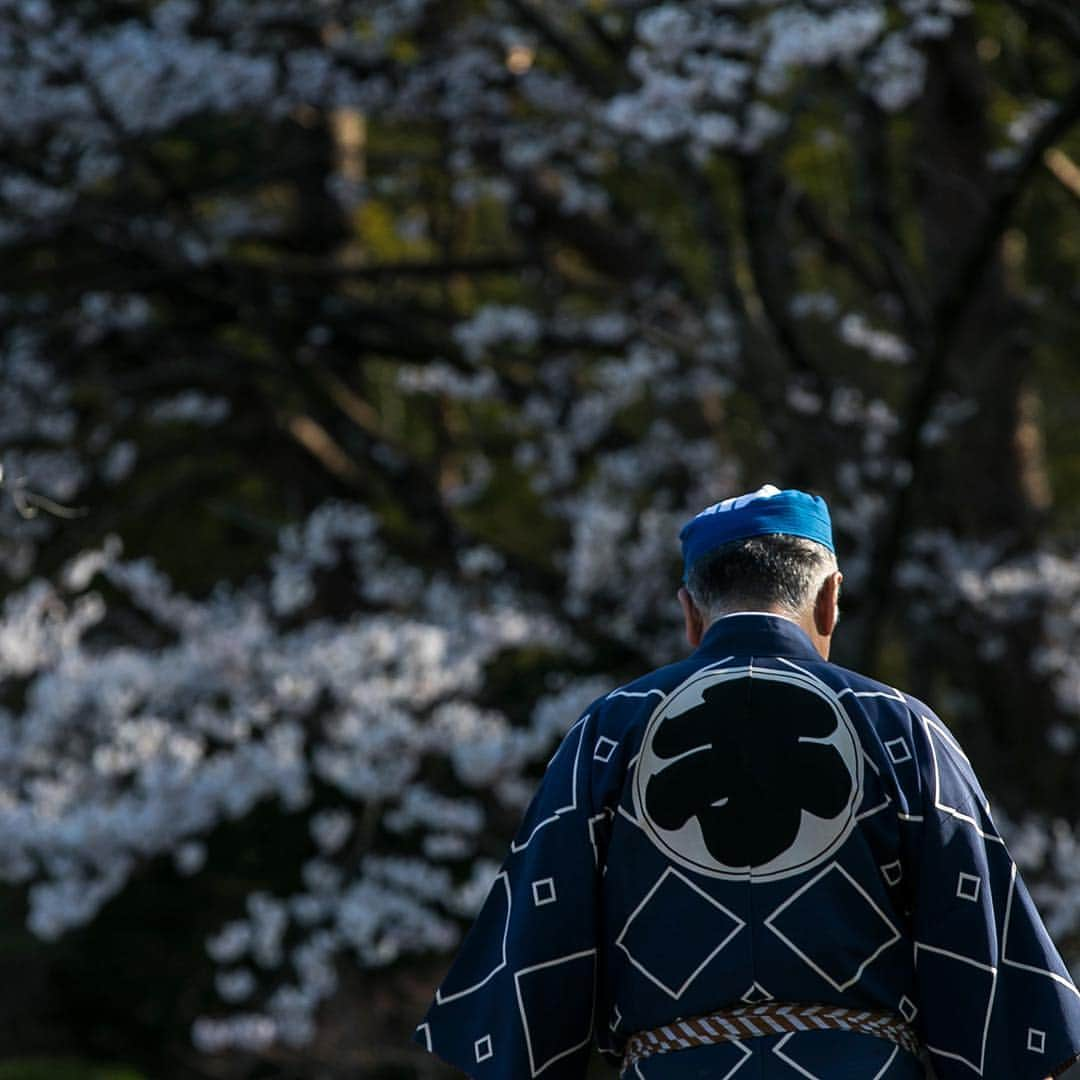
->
[[411, 614, 1080, 1079], [679, 486, 835, 581]]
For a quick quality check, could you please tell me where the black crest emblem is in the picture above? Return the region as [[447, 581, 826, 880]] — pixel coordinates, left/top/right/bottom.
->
[[632, 666, 862, 881]]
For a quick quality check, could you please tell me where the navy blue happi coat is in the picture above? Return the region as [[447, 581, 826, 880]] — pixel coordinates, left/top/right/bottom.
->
[[412, 613, 1080, 1079]]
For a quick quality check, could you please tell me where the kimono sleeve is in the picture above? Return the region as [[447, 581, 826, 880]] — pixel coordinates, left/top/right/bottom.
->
[[904, 705, 1080, 1080], [411, 702, 608, 1079]]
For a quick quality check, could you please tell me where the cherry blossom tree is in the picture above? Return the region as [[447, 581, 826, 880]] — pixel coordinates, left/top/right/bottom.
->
[[1, 0, 1079, 1074]]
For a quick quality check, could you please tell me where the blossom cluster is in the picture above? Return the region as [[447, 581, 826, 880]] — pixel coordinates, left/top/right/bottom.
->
[[0, 503, 610, 1048], [601, 0, 972, 159]]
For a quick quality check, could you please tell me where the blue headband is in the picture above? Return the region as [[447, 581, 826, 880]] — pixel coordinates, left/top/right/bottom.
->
[[679, 484, 835, 581]]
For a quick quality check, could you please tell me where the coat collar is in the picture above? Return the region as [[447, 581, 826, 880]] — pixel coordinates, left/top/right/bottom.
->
[[690, 611, 823, 662]]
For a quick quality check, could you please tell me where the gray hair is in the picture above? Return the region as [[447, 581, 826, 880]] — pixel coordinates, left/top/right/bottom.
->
[[685, 534, 838, 622]]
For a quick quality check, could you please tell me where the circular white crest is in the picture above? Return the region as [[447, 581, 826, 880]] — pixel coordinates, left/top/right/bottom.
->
[[632, 665, 863, 882]]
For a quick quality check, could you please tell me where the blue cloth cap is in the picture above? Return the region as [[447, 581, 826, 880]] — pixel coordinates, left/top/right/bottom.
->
[[679, 484, 834, 581]]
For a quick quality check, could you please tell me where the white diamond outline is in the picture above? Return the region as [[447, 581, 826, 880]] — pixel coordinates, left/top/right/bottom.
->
[[764, 860, 901, 992], [474, 1034, 493, 1062], [881, 860, 903, 886], [884, 737, 912, 764], [435, 871, 511, 1004], [632, 663, 864, 882], [773, 1031, 900, 1080], [956, 872, 981, 902], [615, 866, 746, 999], [511, 713, 588, 853], [696, 1038, 752, 1080], [594, 736, 618, 762], [1002, 862, 1080, 1001], [513, 948, 596, 1077], [922, 714, 1006, 846], [531, 877, 556, 906], [772, 1032, 821, 1080], [914, 941, 997, 1075], [898, 995, 918, 1023], [636, 1037, 751, 1080], [1027, 1028, 1046, 1054]]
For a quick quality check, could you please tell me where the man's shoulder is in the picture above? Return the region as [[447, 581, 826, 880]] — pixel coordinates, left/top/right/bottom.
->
[[586, 654, 731, 741], [600, 655, 705, 705], [814, 658, 940, 720]]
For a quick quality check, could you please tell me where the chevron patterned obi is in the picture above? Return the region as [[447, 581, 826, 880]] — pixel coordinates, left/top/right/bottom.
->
[[622, 1002, 922, 1073]]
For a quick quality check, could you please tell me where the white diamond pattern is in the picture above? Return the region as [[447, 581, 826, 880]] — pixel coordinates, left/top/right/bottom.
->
[[616, 867, 745, 999]]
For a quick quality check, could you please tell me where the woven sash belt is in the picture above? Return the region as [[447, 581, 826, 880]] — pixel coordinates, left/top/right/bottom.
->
[[622, 1002, 921, 1073]]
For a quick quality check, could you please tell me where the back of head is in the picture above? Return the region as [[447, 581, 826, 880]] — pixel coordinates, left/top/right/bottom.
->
[[684, 533, 838, 623]]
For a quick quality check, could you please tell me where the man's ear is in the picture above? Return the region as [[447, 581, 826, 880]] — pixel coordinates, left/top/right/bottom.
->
[[814, 570, 842, 637], [678, 585, 705, 647]]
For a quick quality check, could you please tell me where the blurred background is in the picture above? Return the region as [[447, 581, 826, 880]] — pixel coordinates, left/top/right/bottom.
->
[[1, 0, 1079, 1077]]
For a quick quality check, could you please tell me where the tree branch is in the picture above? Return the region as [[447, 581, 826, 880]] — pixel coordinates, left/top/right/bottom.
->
[[1043, 147, 1080, 206], [791, 188, 888, 294], [933, 74, 1080, 329], [851, 93, 933, 345], [217, 253, 537, 280], [857, 74, 1080, 668], [736, 152, 823, 379]]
